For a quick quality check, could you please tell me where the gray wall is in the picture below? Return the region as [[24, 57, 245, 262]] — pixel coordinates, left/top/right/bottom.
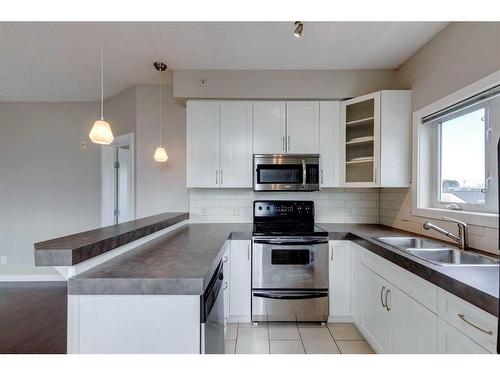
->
[[173, 70, 398, 99], [135, 84, 189, 218], [0, 102, 101, 275], [104, 86, 138, 136], [396, 22, 500, 110]]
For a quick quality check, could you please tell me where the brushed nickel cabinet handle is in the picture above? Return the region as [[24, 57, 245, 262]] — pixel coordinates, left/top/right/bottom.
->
[[247, 244, 250, 261], [288, 135, 291, 151], [282, 136, 285, 151], [330, 247, 333, 261], [385, 289, 391, 311], [224, 318, 228, 328], [380, 286, 386, 308], [216, 170, 218, 184], [221, 169, 224, 185], [458, 314, 493, 335]]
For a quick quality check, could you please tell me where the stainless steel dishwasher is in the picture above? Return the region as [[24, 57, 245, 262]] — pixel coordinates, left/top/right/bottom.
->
[[200, 261, 224, 354]]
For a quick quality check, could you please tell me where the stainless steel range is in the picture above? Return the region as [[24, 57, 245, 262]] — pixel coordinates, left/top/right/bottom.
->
[[251, 200, 329, 323]]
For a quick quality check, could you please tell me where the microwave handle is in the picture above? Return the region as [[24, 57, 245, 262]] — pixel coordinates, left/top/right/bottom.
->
[[302, 159, 306, 189]]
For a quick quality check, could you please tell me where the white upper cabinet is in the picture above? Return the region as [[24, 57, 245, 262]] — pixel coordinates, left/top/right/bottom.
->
[[186, 100, 253, 188], [253, 101, 320, 155], [286, 101, 320, 154], [319, 101, 341, 187], [340, 90, 411, 187], [219, 101, 253, 187], [253, 101, 286, 154], [186, 101, 220, 187]]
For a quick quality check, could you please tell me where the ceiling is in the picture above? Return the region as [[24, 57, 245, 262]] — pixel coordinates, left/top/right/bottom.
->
[[0, 22, 448, 102]]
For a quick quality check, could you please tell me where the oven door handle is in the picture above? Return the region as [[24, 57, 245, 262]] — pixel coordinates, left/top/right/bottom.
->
[[253, 238, 328, 245], [253, 291, 328, 300]]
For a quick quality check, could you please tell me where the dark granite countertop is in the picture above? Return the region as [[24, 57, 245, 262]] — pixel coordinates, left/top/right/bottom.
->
[[68, 223, 253, 296], [318, 223, 499, 317], [34, 212, 189, 266], [59, 219, 498, 316]]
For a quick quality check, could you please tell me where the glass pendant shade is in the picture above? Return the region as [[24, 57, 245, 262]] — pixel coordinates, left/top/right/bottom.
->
[[154, 146, 168, 162], [89, 119, 114, 145]]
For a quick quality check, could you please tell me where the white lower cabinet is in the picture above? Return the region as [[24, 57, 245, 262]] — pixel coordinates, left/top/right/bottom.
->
[[391, 286, 437, 353], [222, 244, 230, 330], [350, 242, 363, 326], [361, 265, 393, 353], [228, 240, 251, 322], [437, 318, 490, 354], [352, 241, 498, 354], [360, 264, 437, 354], [329, 241, 351, 320], [437, 288, 497, 353]]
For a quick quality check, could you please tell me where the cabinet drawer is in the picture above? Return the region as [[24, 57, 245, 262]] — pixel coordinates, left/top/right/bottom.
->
[[438, 318, 490, 354], [360, 247, 437, 312], [437, 288, 497, 353]]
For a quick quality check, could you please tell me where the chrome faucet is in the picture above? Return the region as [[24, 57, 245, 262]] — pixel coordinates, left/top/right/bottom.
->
[[422, 217, 469, 250]]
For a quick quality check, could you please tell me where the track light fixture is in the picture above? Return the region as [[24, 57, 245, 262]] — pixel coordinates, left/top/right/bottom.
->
[[294, 21, 304, 38]]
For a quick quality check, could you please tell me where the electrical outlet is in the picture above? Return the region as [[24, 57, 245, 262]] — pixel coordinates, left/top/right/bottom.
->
[[80, 141, 87, 150], [0, 256, 7, 264], [347, 207, 355, 216], [201, 208, 207, 216], [233, 207, 240, 216]]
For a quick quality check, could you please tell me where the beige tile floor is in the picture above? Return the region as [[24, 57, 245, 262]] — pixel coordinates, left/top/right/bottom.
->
[[225, 322, 375, 354]]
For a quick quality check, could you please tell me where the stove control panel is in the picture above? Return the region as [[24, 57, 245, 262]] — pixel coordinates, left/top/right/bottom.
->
[[253, 200, 314, 220]]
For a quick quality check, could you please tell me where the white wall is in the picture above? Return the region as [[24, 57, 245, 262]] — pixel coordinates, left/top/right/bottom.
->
[[382, 22, 500, 255], [189, 188, 379, 224], [135, 84, 189, 218], [174, 70, 398, 99], [0, 102, 101, 275]]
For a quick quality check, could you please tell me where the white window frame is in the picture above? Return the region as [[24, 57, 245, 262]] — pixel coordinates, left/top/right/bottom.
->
[[432, 102, 494, 213], [413, 70, 500, 228]]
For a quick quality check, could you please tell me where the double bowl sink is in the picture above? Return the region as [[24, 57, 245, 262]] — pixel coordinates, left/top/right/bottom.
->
[[373, 236, 499, 266]]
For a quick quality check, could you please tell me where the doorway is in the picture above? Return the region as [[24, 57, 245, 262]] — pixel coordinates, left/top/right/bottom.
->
[[100, 133, 135, 226]]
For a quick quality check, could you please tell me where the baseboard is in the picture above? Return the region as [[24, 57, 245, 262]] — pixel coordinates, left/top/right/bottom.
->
[[328, 315, 354, 323], [0, 274, 66, 282]]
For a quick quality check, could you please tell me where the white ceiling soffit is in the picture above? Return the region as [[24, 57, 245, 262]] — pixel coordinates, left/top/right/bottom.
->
[[0, 22, 448, 102]]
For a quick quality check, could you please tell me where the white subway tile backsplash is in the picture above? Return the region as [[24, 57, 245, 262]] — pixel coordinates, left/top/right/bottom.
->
[[189, 188, 380, 224], [189, 187, 497, 255]]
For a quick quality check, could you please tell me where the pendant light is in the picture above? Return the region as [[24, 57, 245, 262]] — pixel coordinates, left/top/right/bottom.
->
[[153, 61, 168, 162], [89, 35, 114, 145]]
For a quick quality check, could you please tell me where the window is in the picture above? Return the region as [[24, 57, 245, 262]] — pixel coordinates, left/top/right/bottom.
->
[[415, 77, 500, 225], [436, 105, 490, 211]]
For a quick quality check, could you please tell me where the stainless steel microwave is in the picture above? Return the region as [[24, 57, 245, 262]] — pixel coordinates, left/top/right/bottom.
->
[[253, 154, 320, 192]]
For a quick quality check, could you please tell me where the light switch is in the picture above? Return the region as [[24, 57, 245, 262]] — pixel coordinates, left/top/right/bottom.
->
[[80, 141, 87, 150]]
